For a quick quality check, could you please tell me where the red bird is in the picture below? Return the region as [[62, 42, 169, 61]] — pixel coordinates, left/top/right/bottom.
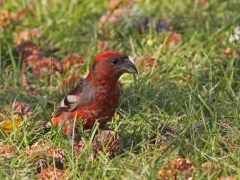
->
[[50, 51, 138, 135]]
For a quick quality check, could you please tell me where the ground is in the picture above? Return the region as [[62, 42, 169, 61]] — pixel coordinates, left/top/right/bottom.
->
[[0, 0, 239, 179]]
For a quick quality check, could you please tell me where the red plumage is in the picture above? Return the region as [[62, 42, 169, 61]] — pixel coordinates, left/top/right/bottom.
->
[[51, 51, 138, 135]]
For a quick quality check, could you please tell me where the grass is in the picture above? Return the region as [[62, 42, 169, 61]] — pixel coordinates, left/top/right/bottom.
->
[[0, 0, 240, 179]]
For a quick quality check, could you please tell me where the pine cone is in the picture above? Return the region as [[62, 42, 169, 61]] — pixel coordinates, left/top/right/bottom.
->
[[135, 18, 172, 34], [147, 125, 178, 154], [155, 126, 177, 145], [22, 59, 38, 95], [26, 141, 66, 172], [58, 74, 83, 95], [73, 140, 86, 157], [99, 0, 131, 28], [201, 162, 222, 176], [16, 41, 44, 60], [61, 53, 85, 74], [35, 167, 69, 180], [107, 0, 131, 12], [145, 56, 159, 68], [16, 28, 42, 45], [0, 10, 14, 27], [1, 101, 32, 119], [97, 40, 111, 51], [28, 57, 62, 78], [27, 142, 66, 163], [0, 0, 7, 5], [0, 143, 15, 157], [13, 101, 32, 117], [93, 130, 123, 157], [99, 12, 122, 28], [47, 146, 66, 165], [158, 157, 196, 179], [166, 32, 182, 48], [26, 151, 53, 173], [136, 56, 160, 71], [26, 142, 46, 156], [16, 8, 36, 21]]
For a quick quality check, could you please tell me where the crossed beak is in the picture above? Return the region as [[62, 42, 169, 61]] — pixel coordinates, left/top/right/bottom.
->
[[121, 58, 138, 74]]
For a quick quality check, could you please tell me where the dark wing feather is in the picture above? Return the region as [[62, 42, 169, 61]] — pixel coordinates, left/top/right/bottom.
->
[[54, 107, 68, 117], [53, 79, 87, 117]]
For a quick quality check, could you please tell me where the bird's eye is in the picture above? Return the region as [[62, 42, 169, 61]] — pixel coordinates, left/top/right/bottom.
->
[[111, 59, 118, 64]]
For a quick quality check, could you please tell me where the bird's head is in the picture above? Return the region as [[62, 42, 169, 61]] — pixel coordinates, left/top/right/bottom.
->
[[87, 51, 138, 84]]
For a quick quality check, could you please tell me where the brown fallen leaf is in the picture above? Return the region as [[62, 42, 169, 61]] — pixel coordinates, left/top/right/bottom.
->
[[0, 101, 32, 133]]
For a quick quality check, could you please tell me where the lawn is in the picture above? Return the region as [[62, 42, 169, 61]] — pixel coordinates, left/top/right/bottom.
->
[[0, 0, 240, 179]]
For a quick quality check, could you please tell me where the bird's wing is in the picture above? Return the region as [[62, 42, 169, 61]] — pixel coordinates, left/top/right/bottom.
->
[[54, 79, 93, 117]]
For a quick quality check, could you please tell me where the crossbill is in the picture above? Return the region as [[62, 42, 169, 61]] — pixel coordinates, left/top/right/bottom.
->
[[50, 51, 138, 135]]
